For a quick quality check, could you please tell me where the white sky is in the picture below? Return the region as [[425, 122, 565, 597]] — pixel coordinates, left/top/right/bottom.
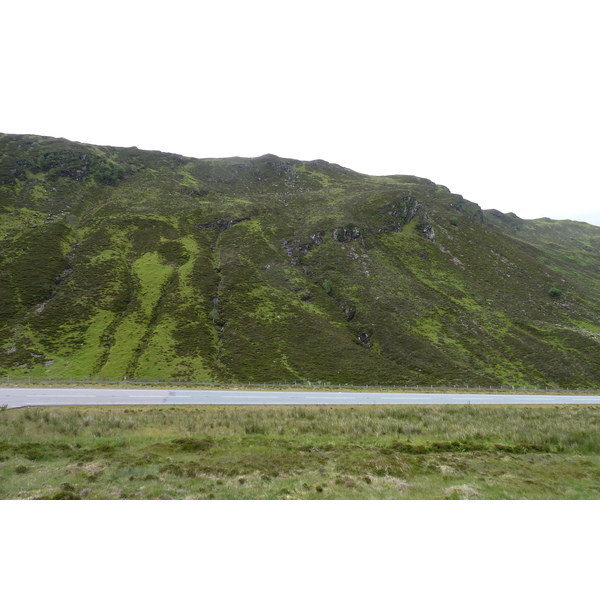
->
[[3, 0, 599, 225]]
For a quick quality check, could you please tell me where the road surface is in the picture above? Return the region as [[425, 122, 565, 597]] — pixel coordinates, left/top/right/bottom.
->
[[1, 387, 600, 409]]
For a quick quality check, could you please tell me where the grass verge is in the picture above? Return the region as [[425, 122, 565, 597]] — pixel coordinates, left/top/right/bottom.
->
[[1, 404, 598, 500]]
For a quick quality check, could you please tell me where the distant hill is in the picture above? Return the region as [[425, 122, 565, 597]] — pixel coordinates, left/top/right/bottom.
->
[[1, 133, 600, 387]]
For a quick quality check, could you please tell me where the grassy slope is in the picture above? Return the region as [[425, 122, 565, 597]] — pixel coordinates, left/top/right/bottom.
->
[[1, 133, 600, 387], [1, 404, 599, 500]]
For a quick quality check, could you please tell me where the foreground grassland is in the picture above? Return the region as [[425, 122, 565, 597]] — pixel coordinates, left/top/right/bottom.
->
[[1, 405, 599, 499]]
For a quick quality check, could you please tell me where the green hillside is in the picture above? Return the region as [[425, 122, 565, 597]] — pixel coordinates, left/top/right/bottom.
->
[[1, 133, 600, 387]]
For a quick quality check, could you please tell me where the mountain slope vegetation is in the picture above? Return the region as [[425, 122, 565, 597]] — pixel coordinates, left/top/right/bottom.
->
[[1, 133, 600, 387]]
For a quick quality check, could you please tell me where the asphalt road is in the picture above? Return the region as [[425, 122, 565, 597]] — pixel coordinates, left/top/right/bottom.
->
[[2, 387, 600, 409]]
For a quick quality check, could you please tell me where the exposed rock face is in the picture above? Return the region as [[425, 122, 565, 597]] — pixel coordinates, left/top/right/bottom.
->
[[358, 332, 372, 347], [421, 217, 436, 242]]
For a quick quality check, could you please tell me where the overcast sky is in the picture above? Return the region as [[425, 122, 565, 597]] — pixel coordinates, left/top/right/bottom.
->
[[3, 0, 599, 225]]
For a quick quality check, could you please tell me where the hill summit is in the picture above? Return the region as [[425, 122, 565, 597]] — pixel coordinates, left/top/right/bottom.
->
[[1, 133, 600, 387]]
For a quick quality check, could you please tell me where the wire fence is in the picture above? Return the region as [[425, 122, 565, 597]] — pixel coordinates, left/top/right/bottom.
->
[[2, 376, 600, 394]]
